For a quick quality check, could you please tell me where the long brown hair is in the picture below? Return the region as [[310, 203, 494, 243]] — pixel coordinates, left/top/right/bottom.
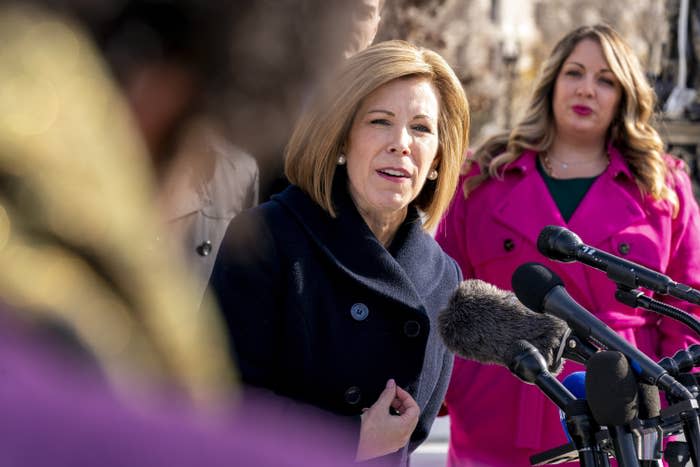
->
[[467, 24, 677, 213]]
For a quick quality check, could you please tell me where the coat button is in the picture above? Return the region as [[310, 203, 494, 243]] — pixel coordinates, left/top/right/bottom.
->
[[350, 303, 369, 321], [404, 320, 421, 337], [344, 386, 362, 405], [196, 240, 212, 257], [618, 242, 630, 255], [503, 239, 515, 252]]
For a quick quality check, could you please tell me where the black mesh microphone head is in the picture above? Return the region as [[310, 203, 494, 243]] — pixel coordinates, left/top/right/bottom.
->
[[504, 340, 548, 384], [438, 279, 567, 375], [637, 383, 661, 420], [585, 351, 639, 426], [511, 262, 564, 314], [537, 225, 582, 262]]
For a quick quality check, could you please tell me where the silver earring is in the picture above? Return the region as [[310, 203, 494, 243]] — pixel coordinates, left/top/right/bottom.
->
[[428, 169, 438, 180], [337, 154, 346, 165]]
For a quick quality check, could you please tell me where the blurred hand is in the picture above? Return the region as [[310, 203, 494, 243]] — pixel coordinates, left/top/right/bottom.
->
[[355, 379, 420, 461]]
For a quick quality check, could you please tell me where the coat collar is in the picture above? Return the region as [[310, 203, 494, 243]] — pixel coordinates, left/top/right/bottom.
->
[[492, 146, 644, 248], [272, 180, 452, 313]]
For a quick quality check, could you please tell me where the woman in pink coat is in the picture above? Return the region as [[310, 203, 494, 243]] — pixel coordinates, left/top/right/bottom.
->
[[436, 24, 700, 466]]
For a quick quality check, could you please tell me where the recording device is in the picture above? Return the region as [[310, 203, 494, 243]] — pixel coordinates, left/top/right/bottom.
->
[[536, 225, 700, 305], [511, 262, 692, 401], [437, 279, 596, 373]]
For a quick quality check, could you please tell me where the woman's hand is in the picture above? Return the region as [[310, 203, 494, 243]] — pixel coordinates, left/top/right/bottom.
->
[[355, 379, 420, 461]]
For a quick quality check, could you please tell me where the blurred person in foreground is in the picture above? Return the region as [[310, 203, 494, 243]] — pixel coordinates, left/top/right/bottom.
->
[[0, 2, 359, 465], [97, 0, 259, 305], [436, 24, 700, 466], [208, 39, 470, 465]]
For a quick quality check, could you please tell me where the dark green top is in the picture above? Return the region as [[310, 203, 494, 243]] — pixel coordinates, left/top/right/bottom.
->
[[536, 157, 599, 222]]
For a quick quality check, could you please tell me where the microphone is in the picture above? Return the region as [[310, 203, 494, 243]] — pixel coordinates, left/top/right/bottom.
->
[[556, 372, 611, 466], [536, 225, 700, 305], [511, 262, 692, 401], [505, 340, 576, 410], [635, 383, 663, 467], [438, 280, 612, 465], [585, 351, 639, 425], [437, 279, 596, 373], [563, 371, 587, 399], [561, 372, 587, 442], [585, 351, 641, 467], [584, 352, 663, 466]]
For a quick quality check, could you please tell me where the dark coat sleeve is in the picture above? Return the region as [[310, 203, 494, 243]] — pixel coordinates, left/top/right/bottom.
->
[[208, 206, 283, 389]]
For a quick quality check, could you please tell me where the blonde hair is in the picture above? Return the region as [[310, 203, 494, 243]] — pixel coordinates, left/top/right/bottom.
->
[[285, 39, 470, 231], [468, 24, 677, 212]]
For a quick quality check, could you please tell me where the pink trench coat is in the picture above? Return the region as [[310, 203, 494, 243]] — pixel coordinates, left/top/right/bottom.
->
[[435, 147, 700, 466]]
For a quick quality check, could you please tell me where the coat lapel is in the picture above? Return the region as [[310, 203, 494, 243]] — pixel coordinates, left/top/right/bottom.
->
[[567, 146, 644, 246], [490, 150, 564, 243], [273, 183, 433, 314], [491, 148, 644, 250]]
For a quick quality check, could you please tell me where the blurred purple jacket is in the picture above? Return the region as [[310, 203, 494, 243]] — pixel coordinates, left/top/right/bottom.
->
[[0, 307, 363, 467]]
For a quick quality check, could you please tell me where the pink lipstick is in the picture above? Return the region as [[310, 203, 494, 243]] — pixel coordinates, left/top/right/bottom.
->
[[572, 105, 592, 116]]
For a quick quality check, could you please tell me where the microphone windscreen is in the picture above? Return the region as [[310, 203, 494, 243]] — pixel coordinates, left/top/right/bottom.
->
[[585, 351, 638, 426], [637, 383, 661, 419], [562, 371, 587, 399], [438, 279, 568, 375], [511, 262, 564, 314]]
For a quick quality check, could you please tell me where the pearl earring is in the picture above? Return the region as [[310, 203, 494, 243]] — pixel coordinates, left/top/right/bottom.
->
[[337, 154, 346, 165], [428, 169, 438, 180]]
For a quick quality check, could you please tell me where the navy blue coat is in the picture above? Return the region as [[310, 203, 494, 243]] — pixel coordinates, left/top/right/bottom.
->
[[209, 181, 460, 464]]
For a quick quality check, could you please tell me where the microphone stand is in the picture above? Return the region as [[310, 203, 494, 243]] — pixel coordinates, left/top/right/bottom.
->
[[658, 346, 700, 379], [605, 261, 700, 306], [508, 341, 609, 466], [564, 400, 611, 467], [615, 286, 700, 338], [616, 285, 700, 465], [607, 425, 640, 467], [660, 395, 700, 466]]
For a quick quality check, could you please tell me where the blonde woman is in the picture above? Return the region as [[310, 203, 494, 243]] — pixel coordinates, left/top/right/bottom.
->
[[436, 24, 700, 466], [209, 40, 470, 464]]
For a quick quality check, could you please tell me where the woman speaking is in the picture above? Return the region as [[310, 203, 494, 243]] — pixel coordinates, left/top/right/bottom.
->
[[208, 40, 470, 465]]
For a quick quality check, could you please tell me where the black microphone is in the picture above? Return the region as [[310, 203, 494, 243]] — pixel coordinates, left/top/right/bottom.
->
[[508, 340, 612, 467], [511, 263, 692, 401], [585, 351, 641, 467], [584, 353, 663, 466], [537, 225, 700, 305], [437, 279, 597, 373], [506, 340, 576, 410]]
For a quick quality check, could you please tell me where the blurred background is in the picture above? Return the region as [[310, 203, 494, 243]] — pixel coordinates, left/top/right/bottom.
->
[[377, 0, 699, 197], [14, 0, 694, 201]]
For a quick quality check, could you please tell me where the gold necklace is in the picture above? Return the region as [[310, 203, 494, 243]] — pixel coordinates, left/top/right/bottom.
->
[[540, 151, 609, 178]]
